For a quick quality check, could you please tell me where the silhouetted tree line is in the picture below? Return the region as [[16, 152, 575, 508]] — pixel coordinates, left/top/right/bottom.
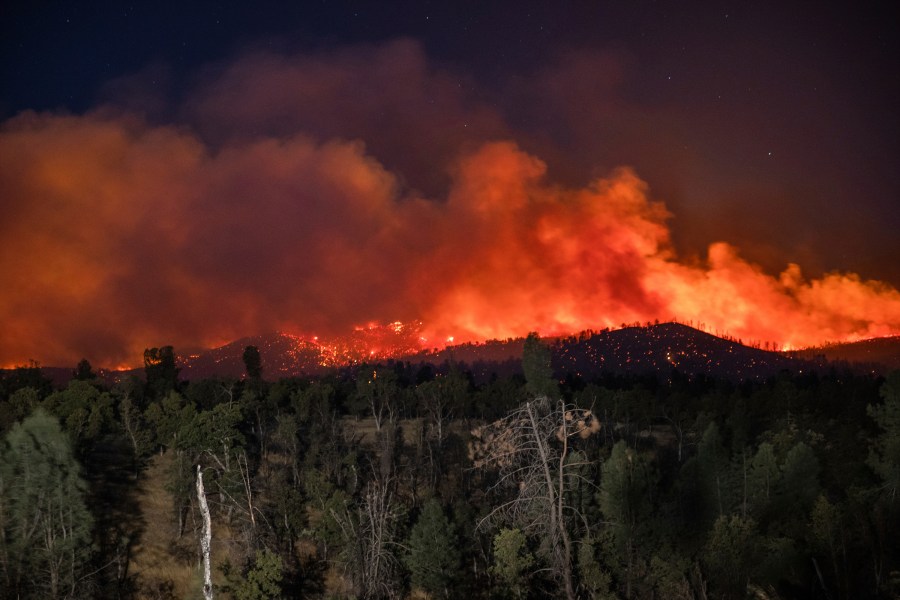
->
[[0, 339, 898, 599]]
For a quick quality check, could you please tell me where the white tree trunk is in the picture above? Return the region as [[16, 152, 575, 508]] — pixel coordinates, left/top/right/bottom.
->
[[196, 465, 213, 600]]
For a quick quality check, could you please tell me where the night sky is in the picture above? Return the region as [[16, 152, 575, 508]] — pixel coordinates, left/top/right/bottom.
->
[[2, 1, 899, 367]]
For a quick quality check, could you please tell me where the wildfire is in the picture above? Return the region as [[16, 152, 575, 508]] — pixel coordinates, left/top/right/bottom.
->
[[288, 320, 429, 368], [1, 111, 899, 369]]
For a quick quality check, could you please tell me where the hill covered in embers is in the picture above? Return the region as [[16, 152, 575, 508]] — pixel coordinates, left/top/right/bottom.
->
[[175, 322, 829, 384], [13, 322, 892, 386], [552, 322, 814, 382]]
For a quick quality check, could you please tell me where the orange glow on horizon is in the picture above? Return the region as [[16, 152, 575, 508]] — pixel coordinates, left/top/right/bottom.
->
[[1, 113, 899, 369]]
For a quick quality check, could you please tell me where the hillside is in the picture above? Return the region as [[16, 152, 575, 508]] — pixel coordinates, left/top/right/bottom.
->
[[178, 323, 426, 380], [790, 336, 900, 371], [178, 333, 324, 380], [552, 322, 811, 382], [12, 323, 893, 388], [177, 322, 821, 383]]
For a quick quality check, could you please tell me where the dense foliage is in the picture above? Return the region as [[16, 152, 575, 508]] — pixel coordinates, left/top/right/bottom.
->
[[1, 348, 898, 599]]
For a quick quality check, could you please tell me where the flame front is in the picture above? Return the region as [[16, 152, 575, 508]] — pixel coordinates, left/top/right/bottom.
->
[[1, 43, 899, 368], [413, 143, 900, 350]]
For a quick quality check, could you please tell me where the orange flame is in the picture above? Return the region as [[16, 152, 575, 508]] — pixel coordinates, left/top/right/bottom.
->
[[1, 112, 898, 368], [416, 142, 900, 350]]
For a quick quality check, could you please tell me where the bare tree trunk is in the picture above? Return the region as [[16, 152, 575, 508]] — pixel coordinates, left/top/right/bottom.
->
[[196, 465, 213, 600], [526, 401, 576, 600], [472, 398, 599, 600], [555, 405, 576, 600], [370, 395, 384, 432], [237, 451, 257, 530], [331, 478, 401, 598], [742, 451, 748, 519]]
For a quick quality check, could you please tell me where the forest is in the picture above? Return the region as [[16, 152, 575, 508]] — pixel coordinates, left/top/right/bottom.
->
[[1, 335, 898, 600]]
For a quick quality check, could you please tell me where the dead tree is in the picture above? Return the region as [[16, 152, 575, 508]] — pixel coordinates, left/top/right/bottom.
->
[[470, 397, 601, 600], [196, 465, 213, 600], [357, 368, 400, 433], [331, 478, 403, 599]]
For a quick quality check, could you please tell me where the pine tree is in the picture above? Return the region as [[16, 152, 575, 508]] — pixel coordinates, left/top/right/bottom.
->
[[405, 498, 461, 598], [491, 528, 535, 599], [0, 409, 94, 598], [523, 332, 557, 398], [697, 422, 733, 518], [778, 441, 820, 518], [598, 441, 652, 599], [702, 515, 762, 599], [746, 442, 780, 520], [867, 370, 900, 501], [242, 345, 263, 380], [231, 549, 283, 600]]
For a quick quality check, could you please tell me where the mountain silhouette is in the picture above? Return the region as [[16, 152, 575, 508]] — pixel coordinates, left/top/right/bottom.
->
[[20, 322, 893, 387], [174, 322, 832, 383], [551, 322, 811, 382]]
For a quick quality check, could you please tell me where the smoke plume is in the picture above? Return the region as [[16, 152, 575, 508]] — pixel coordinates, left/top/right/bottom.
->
[[2, 41, 898, 367]]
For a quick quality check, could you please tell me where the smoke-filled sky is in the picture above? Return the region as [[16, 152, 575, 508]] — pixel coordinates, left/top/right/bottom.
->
[[2, 1, 899, 367]]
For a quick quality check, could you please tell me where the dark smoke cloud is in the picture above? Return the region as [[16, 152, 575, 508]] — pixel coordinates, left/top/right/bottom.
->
[[181, 39, 509, 196], [2, 40, 898, 367]]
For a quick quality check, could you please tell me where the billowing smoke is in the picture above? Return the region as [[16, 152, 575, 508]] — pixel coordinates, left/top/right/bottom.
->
[[2, 41, 898, 367]]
